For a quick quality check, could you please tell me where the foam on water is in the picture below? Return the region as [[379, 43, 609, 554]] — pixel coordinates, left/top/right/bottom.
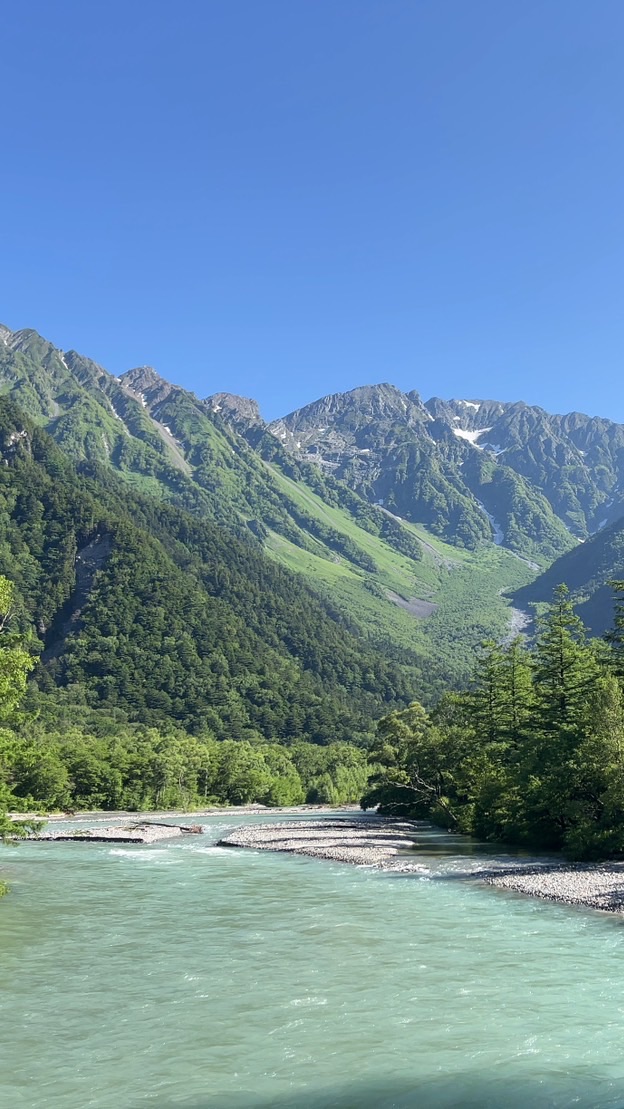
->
[[2, 813, 624, 1108]]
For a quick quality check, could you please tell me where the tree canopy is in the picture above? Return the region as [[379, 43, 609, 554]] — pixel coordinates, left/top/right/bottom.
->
[[365, 582, 624, 859]]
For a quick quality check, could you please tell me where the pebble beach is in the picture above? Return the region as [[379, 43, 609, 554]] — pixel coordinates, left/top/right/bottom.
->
[[483, 863, 624, 912], [219, 815, 624, 914]]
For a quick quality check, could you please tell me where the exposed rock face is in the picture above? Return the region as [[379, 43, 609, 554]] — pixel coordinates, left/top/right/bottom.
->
[[42, 534, 113, 662], [1, 320, 624, 613], [121, 366, 175, 409], [269, 383, 431, 460], [205, 392, 263, 430], [266, 386, 571, 559], [264, 382, 624, 561]]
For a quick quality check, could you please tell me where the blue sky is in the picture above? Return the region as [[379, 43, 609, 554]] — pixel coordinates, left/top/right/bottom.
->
[[2, 0, 624, 421]]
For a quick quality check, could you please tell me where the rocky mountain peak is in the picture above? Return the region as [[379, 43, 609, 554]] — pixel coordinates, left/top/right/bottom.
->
[[0, 327, 61, 362], [205, 392, 263, 428], [276, 383, 431, 437], [120, 366, 174, 408], [426, 397, 508, 428]]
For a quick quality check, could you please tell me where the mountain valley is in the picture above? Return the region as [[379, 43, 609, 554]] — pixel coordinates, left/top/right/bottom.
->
[[1, 322, 624, 725]]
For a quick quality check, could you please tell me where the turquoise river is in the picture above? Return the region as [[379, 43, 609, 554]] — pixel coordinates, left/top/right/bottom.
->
[[2, 812, 624, 1108]]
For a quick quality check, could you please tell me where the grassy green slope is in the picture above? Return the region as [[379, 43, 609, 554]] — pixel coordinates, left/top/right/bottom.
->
[[264, 466, 535, 698], [0, 328, 539, 697]]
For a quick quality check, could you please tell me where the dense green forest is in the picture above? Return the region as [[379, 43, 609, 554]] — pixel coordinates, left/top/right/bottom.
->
[[0, 392, 405, 833], [365, 583, 624, 859], [0, 398, 418, 745], [0, 564, 370, 823], [0, 328, 545, 697], [3, 333, 624, 866]]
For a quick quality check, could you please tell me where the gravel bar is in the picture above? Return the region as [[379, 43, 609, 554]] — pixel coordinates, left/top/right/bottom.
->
[[219, 818, 624, 912], [36, 822, 204, 844], [483, 862, 624, 913], [217, 817, 428, 870]]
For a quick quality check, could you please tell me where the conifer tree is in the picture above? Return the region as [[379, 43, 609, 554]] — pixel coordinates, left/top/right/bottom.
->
[[467, 638, 534, 842], [503, 637, 534, 744], [564, 674, 624, 857], [605, 580, 624, 679], [532, 584, 600, 734], [469, 640, 508, 745], [519, 585, 603, 846], [468, 637, 533, 747]]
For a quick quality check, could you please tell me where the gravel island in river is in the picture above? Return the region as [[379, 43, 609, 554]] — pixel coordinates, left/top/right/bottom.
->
[[219, 815, 624, 912]]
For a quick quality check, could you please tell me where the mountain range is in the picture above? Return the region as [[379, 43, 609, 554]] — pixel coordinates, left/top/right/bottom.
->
[[1, 321, 624, 732]]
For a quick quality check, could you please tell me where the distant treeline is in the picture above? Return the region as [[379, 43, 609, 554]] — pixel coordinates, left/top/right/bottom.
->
[[0, 719, 368, 814]]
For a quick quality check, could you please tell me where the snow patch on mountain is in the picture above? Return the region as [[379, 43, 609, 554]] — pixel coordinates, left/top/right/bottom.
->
[[452, 426, 492, 447]]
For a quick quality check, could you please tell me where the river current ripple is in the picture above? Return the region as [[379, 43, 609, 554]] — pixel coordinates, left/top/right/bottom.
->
[[2, 812, 624, 1108]]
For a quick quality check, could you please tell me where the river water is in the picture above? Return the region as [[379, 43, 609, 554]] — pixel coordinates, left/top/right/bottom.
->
[[2, 812, 624, 1109]]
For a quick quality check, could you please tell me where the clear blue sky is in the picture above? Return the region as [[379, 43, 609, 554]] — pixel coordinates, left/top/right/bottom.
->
[[2, 0, 624, 421]]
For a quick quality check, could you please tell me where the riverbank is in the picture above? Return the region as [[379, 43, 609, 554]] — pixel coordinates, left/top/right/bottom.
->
[[16, 806, 624, 915], [6, 812, 624, 1107], [483, 863, 624, 912], [218, 816, 624, 914]]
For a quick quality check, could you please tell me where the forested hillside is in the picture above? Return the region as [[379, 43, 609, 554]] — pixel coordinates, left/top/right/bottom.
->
[[2, 321, 624, 826], [0, 398, 417, 745], [0, 324, 537, 689]]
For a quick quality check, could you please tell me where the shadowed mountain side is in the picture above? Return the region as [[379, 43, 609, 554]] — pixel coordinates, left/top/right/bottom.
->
[[512, 516, 624, 634]]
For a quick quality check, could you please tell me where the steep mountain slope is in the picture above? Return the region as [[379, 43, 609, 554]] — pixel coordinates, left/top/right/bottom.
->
[[270, 385, 624, 559], [268, 386, 574, 562], [512, 518, 624, 635], [0, 324, 536, 691], [0, 398, 418, 742], [259, 462, 535, 693], [0, 326, 427, 561], [428, 397, 624, 536]]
